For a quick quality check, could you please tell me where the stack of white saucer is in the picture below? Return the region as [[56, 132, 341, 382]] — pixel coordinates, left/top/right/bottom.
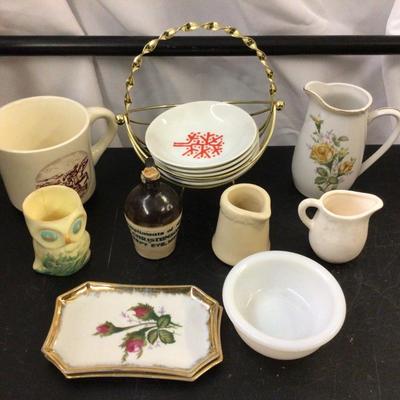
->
[[145, 101, 259, 187]]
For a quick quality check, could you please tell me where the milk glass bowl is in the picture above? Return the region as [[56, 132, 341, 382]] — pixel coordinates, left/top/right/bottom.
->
[[222, 251, 346, 360]]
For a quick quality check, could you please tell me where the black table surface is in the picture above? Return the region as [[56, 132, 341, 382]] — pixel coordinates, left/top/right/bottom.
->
[[1, 146, 399, 400]]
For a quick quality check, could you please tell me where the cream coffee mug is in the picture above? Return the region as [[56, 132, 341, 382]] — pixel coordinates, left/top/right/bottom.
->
[[0, 96, 117, 210]]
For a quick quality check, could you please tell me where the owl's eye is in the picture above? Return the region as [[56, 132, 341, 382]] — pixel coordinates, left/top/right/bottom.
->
[[40, 230, 59, 242], [72, 218, 82, 234]]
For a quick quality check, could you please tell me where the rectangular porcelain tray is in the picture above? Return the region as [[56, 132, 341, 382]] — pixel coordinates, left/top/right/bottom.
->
[[42, 282, 223, 381]]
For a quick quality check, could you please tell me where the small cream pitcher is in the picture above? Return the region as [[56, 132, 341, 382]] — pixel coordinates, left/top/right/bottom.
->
[[212, 183, 271, 266], [298, 190, 383, 263], [292, 81, 400, 198]]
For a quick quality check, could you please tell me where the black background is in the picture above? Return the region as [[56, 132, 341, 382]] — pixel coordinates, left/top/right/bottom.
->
[[1, 147, 399, 399]]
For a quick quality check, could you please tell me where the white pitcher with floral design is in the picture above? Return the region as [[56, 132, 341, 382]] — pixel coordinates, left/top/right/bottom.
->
[[292, 81, 400, 198]]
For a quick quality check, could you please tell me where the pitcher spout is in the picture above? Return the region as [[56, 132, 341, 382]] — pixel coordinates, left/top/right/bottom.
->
[[364, 194, 384, 216], [304, 81, 328, 100], [221, 183, 271, 223], [304, 81, 372, 114], [349, 191, 384, 217], [321, 190, 383, 220]]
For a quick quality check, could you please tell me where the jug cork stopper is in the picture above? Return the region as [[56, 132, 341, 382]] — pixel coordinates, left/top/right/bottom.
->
[[141, 157, 160, 182]]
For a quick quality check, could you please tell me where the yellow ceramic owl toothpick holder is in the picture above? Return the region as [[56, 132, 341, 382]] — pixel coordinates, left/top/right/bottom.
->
[[22, 185, 90, 276]]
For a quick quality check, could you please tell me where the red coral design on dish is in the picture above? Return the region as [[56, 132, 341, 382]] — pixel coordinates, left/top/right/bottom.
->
[[173, 132, 224, 159]]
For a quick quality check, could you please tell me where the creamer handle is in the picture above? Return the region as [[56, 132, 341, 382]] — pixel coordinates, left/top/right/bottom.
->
[[298, 198, 321, 229]]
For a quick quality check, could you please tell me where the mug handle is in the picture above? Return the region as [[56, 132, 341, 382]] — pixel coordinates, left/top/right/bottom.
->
[[298, 198, 321, 229], [360, 107, 400, 175], [87, 107, 118, 165]]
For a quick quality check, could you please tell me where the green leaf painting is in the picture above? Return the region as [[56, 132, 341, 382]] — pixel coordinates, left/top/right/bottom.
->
[[147, 329, 159, 345], [95, 303, 181, 362], [316, 167, 328, 177], [159, 329, 176, 344], [157, 315, 171, 328]]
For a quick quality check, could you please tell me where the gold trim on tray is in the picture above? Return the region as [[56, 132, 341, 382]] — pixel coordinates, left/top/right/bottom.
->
[[42, 282, 223, 381]]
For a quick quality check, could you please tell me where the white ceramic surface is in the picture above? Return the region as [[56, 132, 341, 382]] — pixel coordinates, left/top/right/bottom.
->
[[298, 190, 383, 263], [222, 251, 346, 360], [146, 101, 258, 170], [54, 291, 210, 369], [292, 81, 400, 198], [212, 184, 271, 266], [0, 96, 117, 210], [160, 162, 257, 188], [159, 146, 259, 185], [159, 144, 260, 188], [42, 283, 223, 381], [153, 138, 259, 177]]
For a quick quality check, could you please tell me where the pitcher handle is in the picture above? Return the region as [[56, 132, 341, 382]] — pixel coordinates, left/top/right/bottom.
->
[[298, 198, 321, 229], [360, 107, 400, 175]]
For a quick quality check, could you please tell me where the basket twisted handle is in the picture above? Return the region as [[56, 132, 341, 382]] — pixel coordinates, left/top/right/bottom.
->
[[117, 21, 284, 167]]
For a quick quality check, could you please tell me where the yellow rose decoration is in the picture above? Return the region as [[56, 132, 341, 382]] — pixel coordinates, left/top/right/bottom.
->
[[310, 144, 335, 164], [339, 160, 355, 175], [309, 115, 356, 193]]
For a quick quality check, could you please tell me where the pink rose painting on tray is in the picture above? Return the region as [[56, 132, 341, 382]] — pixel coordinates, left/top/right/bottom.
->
[[94, 303, 181, 362]]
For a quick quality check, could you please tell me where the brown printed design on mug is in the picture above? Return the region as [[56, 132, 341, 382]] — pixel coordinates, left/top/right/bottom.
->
[[36, 151, 90, 198]]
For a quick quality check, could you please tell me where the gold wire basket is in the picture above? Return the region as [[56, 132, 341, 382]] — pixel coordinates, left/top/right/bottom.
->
[[116, 21, 284, 188]]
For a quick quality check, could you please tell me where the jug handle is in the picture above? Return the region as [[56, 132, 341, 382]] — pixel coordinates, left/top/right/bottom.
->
[[298, 198, 321, 229], [360, 107, 400, 175]]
